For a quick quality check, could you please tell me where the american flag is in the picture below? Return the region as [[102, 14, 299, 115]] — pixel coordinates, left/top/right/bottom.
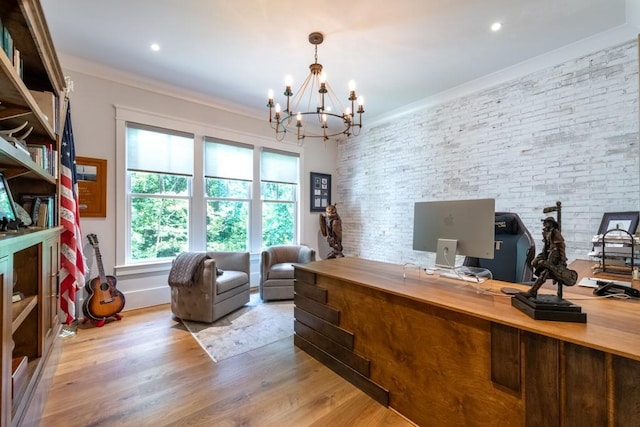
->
[[59, 101, 86, 324]]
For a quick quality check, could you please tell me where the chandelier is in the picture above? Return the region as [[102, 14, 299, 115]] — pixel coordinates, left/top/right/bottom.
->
[[267, 32, 364, 142]]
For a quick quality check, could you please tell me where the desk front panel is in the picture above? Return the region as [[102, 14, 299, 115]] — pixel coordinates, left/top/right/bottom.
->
[[294, 258, 640, 427]]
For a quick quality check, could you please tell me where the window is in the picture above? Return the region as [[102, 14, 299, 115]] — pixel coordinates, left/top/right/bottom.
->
[[116, 106, 305, 269], [261, 149, 299, 247], [204, 140, 253, 251], [126, 123, 193, 262]]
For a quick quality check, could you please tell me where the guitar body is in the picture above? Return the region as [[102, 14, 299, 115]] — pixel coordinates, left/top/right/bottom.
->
[[83, 233, 125, 323], [83, 275, 125, 321]]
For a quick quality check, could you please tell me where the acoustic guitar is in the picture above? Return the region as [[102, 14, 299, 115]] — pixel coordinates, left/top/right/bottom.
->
[[83, 233, 125, 323]]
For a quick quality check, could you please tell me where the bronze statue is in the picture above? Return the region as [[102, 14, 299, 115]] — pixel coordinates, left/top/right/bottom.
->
[[320, 203, 344, 258], [522, 216, 577, 299]]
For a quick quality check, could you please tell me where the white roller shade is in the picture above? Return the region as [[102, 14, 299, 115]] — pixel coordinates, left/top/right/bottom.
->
[[261, 149, 299, 184], [127, 123, 194, 175], [204, 140, 253, 180]]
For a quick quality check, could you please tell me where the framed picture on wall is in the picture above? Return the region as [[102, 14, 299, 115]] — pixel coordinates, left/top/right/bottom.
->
[[76, 156, 107, 217], [310, 172, 331, 212]]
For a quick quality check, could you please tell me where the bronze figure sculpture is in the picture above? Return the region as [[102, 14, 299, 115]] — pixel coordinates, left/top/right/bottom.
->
[[320, 203, 344, 258], [522, 216, 577, 299]]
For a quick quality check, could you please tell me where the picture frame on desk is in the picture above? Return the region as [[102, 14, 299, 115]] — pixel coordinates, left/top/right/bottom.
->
[[0, 172, 17, 223], [310, 172, 331, 212], [597, 211, 639, 236]]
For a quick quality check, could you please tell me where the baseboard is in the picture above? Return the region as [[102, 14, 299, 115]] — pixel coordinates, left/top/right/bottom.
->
[[121, 286, 171, 311]]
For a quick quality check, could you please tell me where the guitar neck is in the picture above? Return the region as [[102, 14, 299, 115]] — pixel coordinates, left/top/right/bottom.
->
[[94, 245, 108, 284]]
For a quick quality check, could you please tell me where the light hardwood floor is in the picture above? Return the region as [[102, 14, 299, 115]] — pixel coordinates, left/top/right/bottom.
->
[[38, 304, 414, 426]]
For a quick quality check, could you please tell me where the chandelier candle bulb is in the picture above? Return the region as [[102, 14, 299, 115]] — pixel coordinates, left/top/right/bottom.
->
[[274, 103, 281, 132], [296, 113, 302, 139], [267, 89, 275, 122], [284, 76, 293, 112]]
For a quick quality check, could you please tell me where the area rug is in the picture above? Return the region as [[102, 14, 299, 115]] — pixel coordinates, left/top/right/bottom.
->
[[182, 292, 294, 363]]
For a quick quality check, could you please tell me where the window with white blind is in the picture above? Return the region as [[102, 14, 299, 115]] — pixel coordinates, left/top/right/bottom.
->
[[126, 123, 194, 262], [261, 149, 299, 247], [204, 139, 253, 251], [118, 108, 304, 268]]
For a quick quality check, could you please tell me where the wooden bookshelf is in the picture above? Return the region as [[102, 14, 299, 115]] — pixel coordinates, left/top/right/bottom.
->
[[0, 1, 64, 426]]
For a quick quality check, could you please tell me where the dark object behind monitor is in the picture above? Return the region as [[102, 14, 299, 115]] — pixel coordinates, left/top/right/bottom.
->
[[464, 212, 535, 283]]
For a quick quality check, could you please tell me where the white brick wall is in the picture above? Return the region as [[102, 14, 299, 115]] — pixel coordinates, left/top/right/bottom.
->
[[336, 40, 640, 267]]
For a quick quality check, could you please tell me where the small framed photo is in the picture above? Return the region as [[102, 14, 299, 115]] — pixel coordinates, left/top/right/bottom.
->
[[310, 172, 331, 212], [597, 211, 639, 236]]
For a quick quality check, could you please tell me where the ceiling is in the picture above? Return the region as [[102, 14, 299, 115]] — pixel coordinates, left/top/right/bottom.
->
[[40, 0, 636, 123]]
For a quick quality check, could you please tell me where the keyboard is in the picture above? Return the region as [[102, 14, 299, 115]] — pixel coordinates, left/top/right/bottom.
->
[[438, 271, 486, 283]]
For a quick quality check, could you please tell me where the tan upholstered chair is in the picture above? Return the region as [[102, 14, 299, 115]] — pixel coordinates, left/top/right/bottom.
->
[[260, 245, 316, 301], [169, 251, 250, 323]]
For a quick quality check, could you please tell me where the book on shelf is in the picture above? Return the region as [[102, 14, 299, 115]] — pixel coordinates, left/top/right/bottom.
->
[[36, 203, 48, 227], [13, 48, 22, 78], [2, 24, 13, 64]]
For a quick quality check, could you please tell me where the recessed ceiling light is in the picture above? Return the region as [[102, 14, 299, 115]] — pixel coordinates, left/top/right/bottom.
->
[[150, 43, 160, 52], [491, 22, 502, 32]]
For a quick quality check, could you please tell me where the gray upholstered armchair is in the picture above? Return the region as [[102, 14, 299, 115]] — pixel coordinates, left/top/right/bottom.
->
[[260, 245, 316, 301], [169, 251, 250, 323]]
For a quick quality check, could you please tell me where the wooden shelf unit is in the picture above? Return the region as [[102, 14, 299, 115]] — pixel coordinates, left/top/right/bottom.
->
[[0, 1, 65, 426]]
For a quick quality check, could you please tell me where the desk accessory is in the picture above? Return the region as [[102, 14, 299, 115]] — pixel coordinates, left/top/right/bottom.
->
[[513, 203, 586, 323]]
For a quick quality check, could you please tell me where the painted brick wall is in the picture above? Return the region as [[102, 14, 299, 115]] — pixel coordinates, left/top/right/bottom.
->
[[336, 40, 639, 267]]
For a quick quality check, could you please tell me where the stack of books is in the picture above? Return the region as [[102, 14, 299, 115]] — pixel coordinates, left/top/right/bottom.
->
[[20, 194, 56, 228]]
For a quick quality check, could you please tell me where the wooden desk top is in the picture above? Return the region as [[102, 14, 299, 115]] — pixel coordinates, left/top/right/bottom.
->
[[296, 257, 640, 361]]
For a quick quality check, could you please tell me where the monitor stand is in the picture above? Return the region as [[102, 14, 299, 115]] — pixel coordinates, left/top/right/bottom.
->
[[435, 238, 457, 268], [432, 238, 492, 289]]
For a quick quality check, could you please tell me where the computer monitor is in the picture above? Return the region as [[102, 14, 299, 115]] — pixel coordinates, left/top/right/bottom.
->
[[413, 198, 495, 268]]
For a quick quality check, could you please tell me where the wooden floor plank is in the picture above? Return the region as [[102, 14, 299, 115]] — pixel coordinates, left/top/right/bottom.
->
[[38, 304, 414, 426]]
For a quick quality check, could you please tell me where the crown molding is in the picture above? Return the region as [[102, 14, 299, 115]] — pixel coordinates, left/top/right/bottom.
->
[[58, 53, 265, 121]]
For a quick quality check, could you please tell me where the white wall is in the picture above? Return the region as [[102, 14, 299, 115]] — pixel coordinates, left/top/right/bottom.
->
[[62, 67, 337, 310], [337, 37, 640, 268]]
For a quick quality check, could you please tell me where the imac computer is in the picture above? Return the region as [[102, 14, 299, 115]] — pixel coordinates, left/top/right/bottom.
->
[[413, 198, 495, 269]]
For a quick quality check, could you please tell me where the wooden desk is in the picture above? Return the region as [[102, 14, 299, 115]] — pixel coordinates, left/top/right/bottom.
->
[[293, 258, 640, 427]]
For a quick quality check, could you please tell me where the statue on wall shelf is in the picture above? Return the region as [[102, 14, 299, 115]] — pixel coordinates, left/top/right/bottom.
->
[[320, 203, 344, 258], [522, 216, 577, 299]]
